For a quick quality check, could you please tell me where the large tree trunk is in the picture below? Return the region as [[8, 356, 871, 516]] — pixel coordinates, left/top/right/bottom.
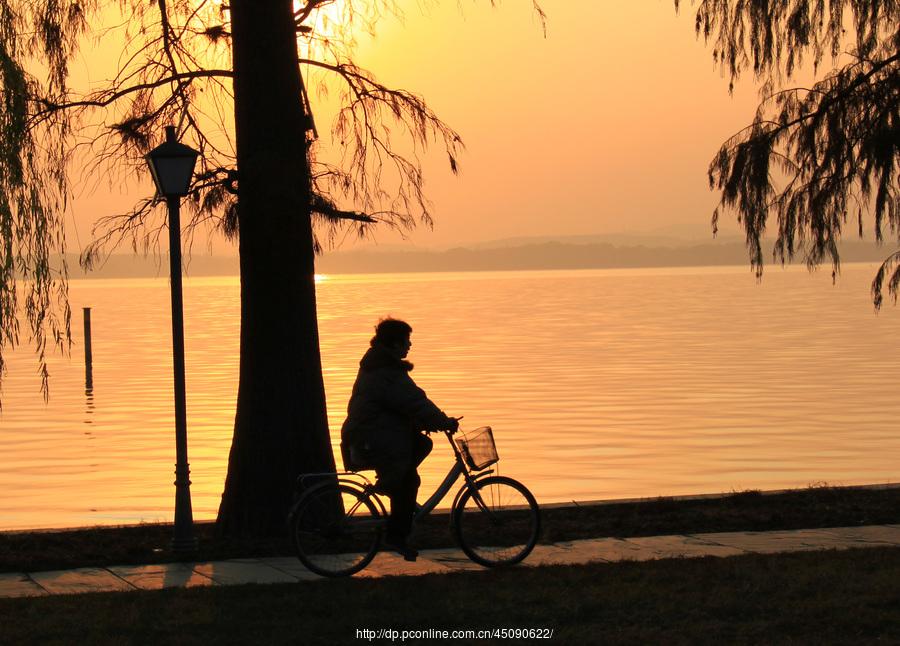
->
[[217, 0, 336, 537]]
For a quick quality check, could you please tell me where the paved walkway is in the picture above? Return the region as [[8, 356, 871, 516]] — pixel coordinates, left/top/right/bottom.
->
[[3, 524, 900, 598]]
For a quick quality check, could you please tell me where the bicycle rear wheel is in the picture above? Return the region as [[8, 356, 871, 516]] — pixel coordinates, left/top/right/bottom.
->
[[452, 475, 540, 567], [291, 481, 383, 577]]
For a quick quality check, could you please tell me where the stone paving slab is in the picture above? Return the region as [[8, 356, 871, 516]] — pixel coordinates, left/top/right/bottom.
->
[[0, 572, 47, 598], [29, 567, 135, 595], [815, 525, 900, 545], [191, 559, 299, 586], [258, 557, 326, 582], [266, 553, 376, 578], [548, 537, 657, 563], [356, 552, 453, 578], [691, 529, 857, 554], [418, 548, 485, 572], [109, 563, 216, 590], [520, 542, 604, 566], [620, 534, 747, 559]]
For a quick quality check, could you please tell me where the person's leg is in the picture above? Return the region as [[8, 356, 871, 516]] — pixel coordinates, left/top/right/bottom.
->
[[386, 469, 418, 541], [388, 434, 433, 540], [371, 439, 409, 496], [369, 435, 415, 542], [412, 433, 433, 468]]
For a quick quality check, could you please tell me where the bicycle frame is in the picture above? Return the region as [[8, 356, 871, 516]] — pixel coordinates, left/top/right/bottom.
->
[[413, 430, 494, 523], [293, 430, 495, 527]]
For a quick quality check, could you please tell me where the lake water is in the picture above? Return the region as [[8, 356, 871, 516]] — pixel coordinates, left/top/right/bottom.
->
[[2, 263, 899, 530]]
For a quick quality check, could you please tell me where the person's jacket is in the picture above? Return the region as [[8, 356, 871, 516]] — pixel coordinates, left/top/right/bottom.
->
[[340, 343, 453, 464]]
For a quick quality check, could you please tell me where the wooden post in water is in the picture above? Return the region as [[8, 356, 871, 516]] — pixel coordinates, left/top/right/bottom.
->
[[83, 307, 93, 391]]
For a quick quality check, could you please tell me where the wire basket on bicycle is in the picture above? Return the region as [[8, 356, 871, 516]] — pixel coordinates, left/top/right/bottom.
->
[[454, 426, 499, 470]]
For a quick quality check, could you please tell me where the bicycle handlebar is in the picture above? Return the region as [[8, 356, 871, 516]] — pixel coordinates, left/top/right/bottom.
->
[[431, 416, 463, 435]]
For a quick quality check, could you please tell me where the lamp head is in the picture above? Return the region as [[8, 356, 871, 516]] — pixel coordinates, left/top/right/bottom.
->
[[146, 126, 199, 198]]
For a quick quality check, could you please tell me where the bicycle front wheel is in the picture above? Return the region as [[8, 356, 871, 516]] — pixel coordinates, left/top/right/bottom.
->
[[291, 482, 383, 577], [452, 476, 540, 567]]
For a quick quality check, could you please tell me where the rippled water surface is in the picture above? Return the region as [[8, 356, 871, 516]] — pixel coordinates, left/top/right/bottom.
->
[[2, 264, 899, 530]]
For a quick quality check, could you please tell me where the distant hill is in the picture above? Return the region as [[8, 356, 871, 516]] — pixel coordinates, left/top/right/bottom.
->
[[460, 231, 734, 250], [62, 238, 895, 279], [316, 239, 893, 275]]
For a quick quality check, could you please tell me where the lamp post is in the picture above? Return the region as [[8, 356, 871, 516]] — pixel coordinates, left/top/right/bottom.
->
[[146, 125, 199, 554]]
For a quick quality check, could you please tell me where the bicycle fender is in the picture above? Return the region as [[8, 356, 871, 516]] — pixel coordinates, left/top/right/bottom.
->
[[287, 475, 388, 526], [336, 476, 390, 518]]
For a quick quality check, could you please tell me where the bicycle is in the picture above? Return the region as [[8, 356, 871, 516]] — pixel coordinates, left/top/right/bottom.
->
[[288, 426, 541, 577]]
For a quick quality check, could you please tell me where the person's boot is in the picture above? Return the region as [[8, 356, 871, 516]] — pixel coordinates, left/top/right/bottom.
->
[[383, 535, 418, 561]]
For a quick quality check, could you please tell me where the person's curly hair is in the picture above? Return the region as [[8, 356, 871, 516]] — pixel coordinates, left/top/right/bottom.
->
[[371, 317, 412, 348]]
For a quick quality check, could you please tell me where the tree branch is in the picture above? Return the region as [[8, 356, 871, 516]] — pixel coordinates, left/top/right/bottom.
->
[[33, 70, 234, 117]]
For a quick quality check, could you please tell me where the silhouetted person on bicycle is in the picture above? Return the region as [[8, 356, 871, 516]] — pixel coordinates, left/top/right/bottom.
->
[[340, 318, 458, 561]]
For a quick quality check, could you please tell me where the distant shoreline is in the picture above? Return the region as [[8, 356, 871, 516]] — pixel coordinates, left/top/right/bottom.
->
[[63, 239, 895, 280]]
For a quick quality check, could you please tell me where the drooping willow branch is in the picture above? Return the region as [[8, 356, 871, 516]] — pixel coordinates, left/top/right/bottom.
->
[[679, 0, 900, 307], [300, 57, 464, 243]]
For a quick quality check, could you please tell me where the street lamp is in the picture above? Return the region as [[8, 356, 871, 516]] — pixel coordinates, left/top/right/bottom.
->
[[146, 125, 199, 554]]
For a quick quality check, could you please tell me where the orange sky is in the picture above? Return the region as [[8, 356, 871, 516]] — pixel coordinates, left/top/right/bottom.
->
[[66, 1, 770, 255]]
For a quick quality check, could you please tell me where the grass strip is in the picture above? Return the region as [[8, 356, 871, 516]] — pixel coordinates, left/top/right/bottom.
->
[[2, 546, 900, 644], [3, 483, 899, 573]]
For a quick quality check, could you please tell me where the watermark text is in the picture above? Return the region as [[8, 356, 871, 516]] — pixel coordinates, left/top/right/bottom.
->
[[355, 627, 554, 641]]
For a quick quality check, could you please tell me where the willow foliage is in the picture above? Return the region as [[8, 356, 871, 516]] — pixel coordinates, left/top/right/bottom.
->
[[678, 0, 900, 306], [0, 0, 90, 396]]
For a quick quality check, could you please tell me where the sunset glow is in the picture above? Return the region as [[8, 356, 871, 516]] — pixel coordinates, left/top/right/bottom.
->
[[3, 4, 899, 636], [66, 1, 773, 255]]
